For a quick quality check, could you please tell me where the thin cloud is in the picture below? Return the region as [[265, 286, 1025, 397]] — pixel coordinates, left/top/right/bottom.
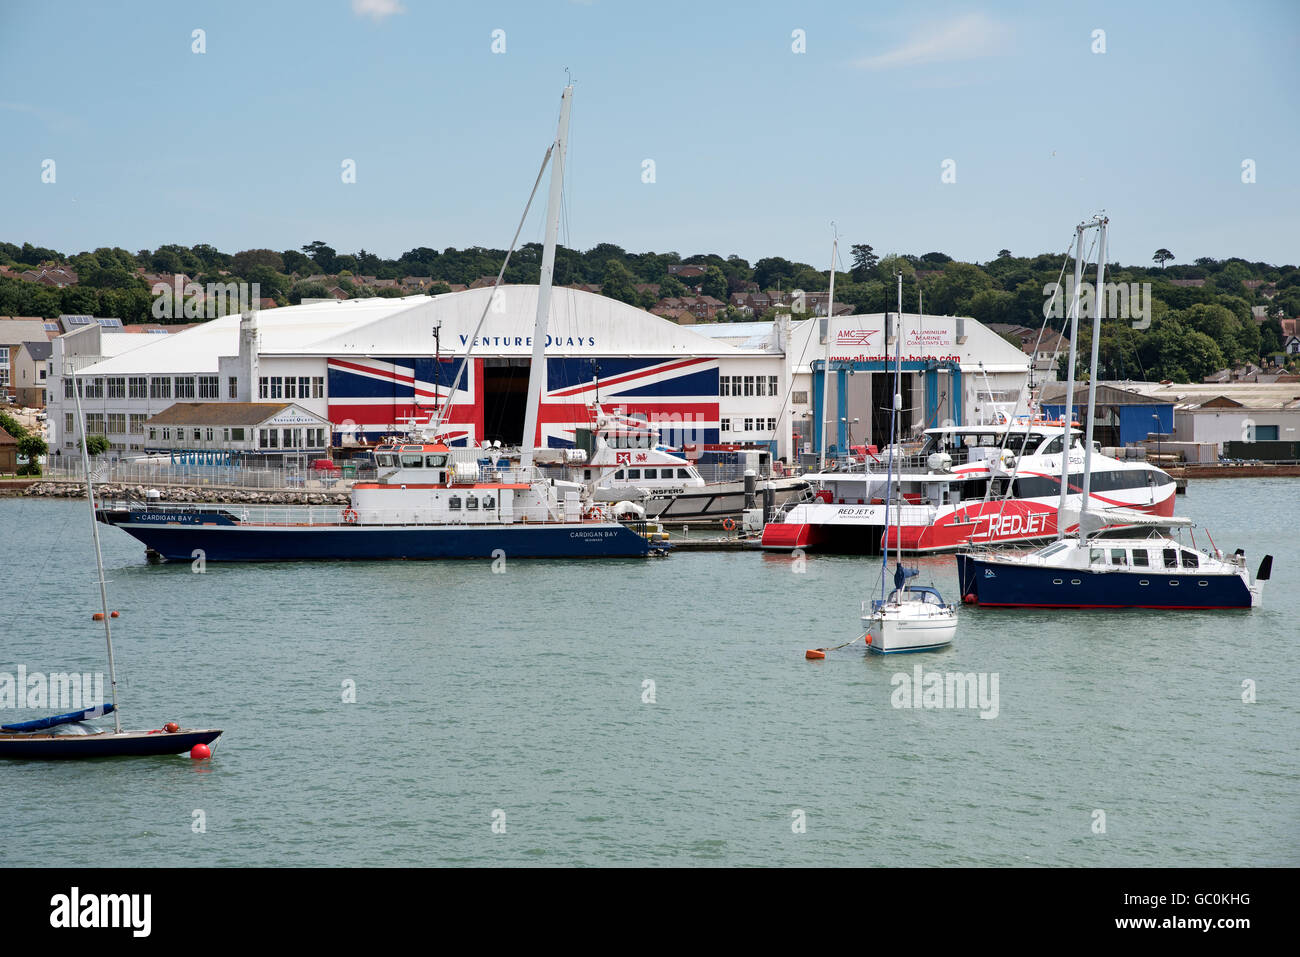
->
[[855, 13, 1011, 70], [351, 0, 406, 21]]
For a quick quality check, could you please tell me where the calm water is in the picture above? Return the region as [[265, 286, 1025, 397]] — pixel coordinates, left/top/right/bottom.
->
[[1, 481, 1296, 867]]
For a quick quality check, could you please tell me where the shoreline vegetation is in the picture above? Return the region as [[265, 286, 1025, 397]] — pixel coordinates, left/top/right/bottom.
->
[[3, 240, 1297, 385]]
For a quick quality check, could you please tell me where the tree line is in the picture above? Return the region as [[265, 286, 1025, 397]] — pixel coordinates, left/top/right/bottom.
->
[[2, 239, 1296, 383]]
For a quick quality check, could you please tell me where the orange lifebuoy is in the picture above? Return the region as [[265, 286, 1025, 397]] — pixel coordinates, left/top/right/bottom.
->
[[589, 506, 606, 522], [722, 518, 736, 531], [341, 508, 358, 524]]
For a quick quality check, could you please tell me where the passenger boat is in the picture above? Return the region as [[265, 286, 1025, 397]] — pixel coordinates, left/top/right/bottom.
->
[[95, 86, 666, 563], [760, 422, 1174, 554]]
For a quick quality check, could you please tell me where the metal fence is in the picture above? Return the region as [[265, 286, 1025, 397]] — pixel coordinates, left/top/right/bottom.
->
[[43, 460, 357, 491]]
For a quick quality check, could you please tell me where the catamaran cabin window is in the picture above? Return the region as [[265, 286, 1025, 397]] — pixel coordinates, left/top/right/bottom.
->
[[1041, 435, 1065, 455], [400, 454, 423, 467], [1163, 549, 1179, 568], [1110, 549, 1127, 566], [1132, 550, 1150, 567], [1181, 550, 1199, 568], [1090, 548, 1105, 564], [643, 468, 657, 479], [626, 469, 641, 479], [614, 470, 625, 480], [677, 468, 692, 479]]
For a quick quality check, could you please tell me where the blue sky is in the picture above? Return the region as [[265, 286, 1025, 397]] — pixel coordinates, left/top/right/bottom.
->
[[2, 0, 1297, 269]]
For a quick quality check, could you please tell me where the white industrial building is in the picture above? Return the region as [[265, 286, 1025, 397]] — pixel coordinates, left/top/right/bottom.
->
[[48, 286, 1032, 464]]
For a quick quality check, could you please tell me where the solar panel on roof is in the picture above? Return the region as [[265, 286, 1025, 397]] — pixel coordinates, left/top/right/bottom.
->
[[44, 323, 59, 331], [145, 329, 169, 334], [62, 315, 93, 326], [96, 318, 123, 328]]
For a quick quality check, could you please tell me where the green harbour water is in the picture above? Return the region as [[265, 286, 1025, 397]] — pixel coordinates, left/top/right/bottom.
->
[[1, 479, 1296, 866]]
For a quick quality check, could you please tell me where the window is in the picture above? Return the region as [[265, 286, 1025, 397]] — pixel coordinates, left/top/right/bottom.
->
[[162, 427, 171, 441], [720, 417, 731, 431], [1181, 550, 1199, 569], [193, 428, 202, 442], [129, 376, 147, 399], [258, 377, 269, 399], [677, 468, 692, 479], [299, 377, 311, 399], [148, 427, 157, 441], [1132, 550, 1150, 567], [767, 417, 778, 431], [482, 495, 495, 509], [768, 375, 779, 395], [205, 427, 214, 442], [65, 413, 74, 433], [448, 495, 462, 509], [743, 376, 754, 397], [284, 377, 297, 399], [1163, 549, 1178, 568], [85, 378, 104, 399], [743, 418, 754, 431], [107, 377, 126, 399], [755, 376, 767, 397], [228, 377, 238, 399], [175, 377, 195, 399], [85, 413, 104, 433], [129, 414, 147, 434], [720, 377, 731, 397], [150, 377, 171, 400], [792, 390, 808, 405], [199, 376, 219, 399], [65, 378, 74, 399], [231, 428, 245, 441], [643, 469, 657, 479], [466, 496, 479, 511], [289, 428, 301, 448], [1110, 549, 1127, 566], [626, 469, 641, 479], [1255, 425, 1279, 441], [1090, 549, 1104, 565], [270, 377, 283, 399], [107, 413, 126, 434], [312, 376, 325, 398]]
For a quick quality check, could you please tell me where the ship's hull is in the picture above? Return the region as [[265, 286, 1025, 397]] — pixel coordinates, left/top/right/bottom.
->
[[954, 553, 1254, 609], [863, 612, 957, 653], [644, 479, 810, 524], [98, 510, 659, 561], [0, 728, 222, 759]]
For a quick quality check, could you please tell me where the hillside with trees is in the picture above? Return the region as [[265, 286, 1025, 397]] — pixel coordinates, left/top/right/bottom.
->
[[2, 239, 1296, 384]]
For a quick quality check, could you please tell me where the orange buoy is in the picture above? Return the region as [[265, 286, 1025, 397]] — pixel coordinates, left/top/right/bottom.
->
[[963, 593, 977, 604], [92, 612, 105, 621], [865, 635, 872, 645], [190, 743, 211, 760], [805, 649, 825, 660], [164, 721, 179, 733], [110, 610, 120, 618]]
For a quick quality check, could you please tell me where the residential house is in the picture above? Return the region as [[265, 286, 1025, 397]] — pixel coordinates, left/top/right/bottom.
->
[[0, 426, 16, 472]]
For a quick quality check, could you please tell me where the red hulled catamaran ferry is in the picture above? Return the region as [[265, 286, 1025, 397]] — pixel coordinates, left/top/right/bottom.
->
[[761, 421, 1175, 554]]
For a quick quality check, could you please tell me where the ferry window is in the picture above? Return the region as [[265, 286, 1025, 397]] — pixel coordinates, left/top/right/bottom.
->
[[1132, 550, 1150, 567], [677, 468, 692, 479], [583, 469, 592, 480], [615, 470, 625, 480], [1181, 550, 1199, 569], [643, 468, 657, 479], [1163, 549, 1178, 568], [466, 496, 479, 510], [376, 454, 394, 467], [1042, 435, 1064, 455], [400, 454, 423, 467], [482, 496, 495, 509], [627, 469, 641, 479], [1110, 549, 1127, 566], [448, 496, 461, 509], [977, 434, 997, 447], [425, 454, 447, 467]]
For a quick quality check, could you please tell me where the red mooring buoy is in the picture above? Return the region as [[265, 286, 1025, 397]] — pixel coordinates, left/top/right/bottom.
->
[[805, 649, 825, 660], [190, 743, 211, 760]]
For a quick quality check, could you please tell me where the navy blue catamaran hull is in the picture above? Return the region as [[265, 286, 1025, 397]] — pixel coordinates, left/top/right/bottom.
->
[[98, 511, 659, 561], [954, 553, 1253, 609]]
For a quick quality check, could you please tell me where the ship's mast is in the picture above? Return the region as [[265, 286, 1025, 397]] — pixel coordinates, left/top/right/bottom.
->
[[818, 232, 837, 472], [1055, 223, 1086, 539], [520, 85, 572, 469], [1077, 216, 1108, 541]]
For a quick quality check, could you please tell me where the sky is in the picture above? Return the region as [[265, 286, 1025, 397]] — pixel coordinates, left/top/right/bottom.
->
[[1, 0, 1297, 270]]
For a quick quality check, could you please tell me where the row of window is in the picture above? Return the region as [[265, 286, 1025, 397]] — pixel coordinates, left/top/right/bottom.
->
[[719, 375, 780, 398], [67, 376, 239, 401], [80, 413, 149, 435], [1012, 469, 1172, 499], [1090, 547, 1199, 569], [447, 494, 496, 510], [582, 467, 695, 481], [257, 427, 329, 449], [140, 426, 328, 447], [720, 417, 779, 433], [259, 376, 326, 400]]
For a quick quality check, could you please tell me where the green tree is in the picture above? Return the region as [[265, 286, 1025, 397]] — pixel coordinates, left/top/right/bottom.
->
[[849, 244, 878, 281], [927, 262, 993, 315], [700, 265, 728, 301], [1153, 248, 1174, 269], [232, 249, 285, 274], [17, 433, 48, 475], [600, 259, 639, 305], [0, 410, 28, 440]]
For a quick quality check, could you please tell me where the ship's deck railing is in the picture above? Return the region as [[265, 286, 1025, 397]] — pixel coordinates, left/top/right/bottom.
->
[[99, 496, 635, 529]]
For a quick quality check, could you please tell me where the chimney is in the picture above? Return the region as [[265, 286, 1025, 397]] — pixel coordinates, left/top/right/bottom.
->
[[237, 310, 259, 402]]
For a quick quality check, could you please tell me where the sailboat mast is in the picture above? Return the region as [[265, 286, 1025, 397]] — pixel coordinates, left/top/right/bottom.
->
[[818, 233, 837, 472], [1055, 223, 1086, 539], [520, 85, 573, 469], [1077, 217, 1108, 539], [71, 365, 122, 733]]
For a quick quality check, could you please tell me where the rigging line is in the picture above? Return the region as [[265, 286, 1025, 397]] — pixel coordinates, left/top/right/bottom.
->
[[432, 142, 554, 435]]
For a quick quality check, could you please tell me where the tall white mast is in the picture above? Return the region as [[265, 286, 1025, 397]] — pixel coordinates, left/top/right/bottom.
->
[[818, 232, 837, 470], [1077, 216, 1108, 539], [1055, 223, 1086, 538], [520, 85, 573, 469]]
